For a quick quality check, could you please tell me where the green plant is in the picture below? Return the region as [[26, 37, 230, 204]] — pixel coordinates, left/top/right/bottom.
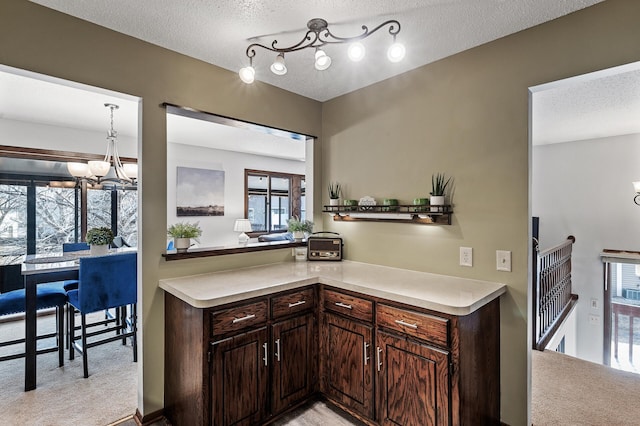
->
[[328, 182, 342, 199], [431, 173, 452, 196], [85, 227, 115, 245], [287, 216, 314, 233], [167, 221, 202, 241]]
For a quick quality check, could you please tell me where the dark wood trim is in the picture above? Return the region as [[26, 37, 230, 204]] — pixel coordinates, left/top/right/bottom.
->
[[133, 408, 166, 426], [535, 296, 579, 351], [162, 103, 317, 140], [162, 240, 307, 260], [0, 144, 137, 163]]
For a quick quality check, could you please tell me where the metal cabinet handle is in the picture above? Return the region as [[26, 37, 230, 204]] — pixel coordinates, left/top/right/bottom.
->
[[275, 338, 281, 362], [232, 314, 256, 324], [262, 342, 268, 367], [288, 300, 306, 308], [395, 319, 418, 329], [335, 302, 352, 310], [377, 347, 383, 372], [364, 342, 370, 365]]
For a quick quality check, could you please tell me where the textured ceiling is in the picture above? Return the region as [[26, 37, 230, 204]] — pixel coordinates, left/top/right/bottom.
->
[[6, 1, 639, 150], [29, 0, 604, 102], [532, 63, 640, 145]]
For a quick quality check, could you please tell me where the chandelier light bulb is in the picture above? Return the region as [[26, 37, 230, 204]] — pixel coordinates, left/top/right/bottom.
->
[[314, 49, 332, 71], [239, 66, 255, 84], [387, 42, 406, 63], [270, 53, 287, 76], [348, 42, 366, 62]]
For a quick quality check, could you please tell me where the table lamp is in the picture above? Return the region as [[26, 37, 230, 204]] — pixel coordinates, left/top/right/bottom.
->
[[234, 219, 252, 244]]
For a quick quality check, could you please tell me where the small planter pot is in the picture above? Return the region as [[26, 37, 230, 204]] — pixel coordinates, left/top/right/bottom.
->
[[292, 231, 305, 241], [90, 244, 109, 256], [174, 237, 191, 253], [430, 195, 445, 212], [329, 198, 341, 206]]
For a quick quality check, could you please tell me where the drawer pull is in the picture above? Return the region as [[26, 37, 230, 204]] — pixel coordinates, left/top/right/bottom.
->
[[288, 300, 306, 308], [262, 342, 268, 367], [395, 319, 418, 329], [232, 314, 256, 324], [364, 342, 370, 365], [377, 347, 383, 372], [335, 302, 353, 310], [275, 338, 281, 362]]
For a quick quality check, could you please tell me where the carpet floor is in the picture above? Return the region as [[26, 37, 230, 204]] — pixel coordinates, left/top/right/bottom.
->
[[532, 349, 640, 425], [0, 311, 137, 426]]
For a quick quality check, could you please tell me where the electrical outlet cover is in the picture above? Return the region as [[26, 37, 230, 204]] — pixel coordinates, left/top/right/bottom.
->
[[460, 247, 472, 267]]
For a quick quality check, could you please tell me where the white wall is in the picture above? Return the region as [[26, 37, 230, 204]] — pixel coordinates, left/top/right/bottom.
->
[[0, 117, 138, 158], [167, 142, 306, 247], [532, 133, 640, 363]]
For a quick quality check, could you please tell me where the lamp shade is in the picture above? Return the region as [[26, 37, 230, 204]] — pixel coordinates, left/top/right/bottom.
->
[[67, 162, 91, 177], [634, 181, 640, 193], [88, 160, 110, 177], [314, 49, 331, 71], [234, 219, 253, 233], [123, 163, 138, 180]]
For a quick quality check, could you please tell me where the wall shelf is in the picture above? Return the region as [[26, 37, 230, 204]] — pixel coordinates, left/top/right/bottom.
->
[[323, 205, 452, 225]]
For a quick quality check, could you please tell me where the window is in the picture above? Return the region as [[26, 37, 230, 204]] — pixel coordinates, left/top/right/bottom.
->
[[245, 170, 305, 233], [0, 153, 138, 264]]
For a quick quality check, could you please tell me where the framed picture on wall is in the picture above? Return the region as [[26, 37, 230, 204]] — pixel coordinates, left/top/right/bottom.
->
[[176, 166, 225, 216]]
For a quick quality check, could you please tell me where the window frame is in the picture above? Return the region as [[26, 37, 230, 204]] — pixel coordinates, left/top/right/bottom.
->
[[244, 169, 305, 237]]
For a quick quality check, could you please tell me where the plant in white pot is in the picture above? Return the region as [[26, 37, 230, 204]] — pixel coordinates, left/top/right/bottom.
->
[[86, 226, 114, 256], [430, 172, 452, 212], [328, 182, 342, 206], [167, 221, 202, 253], [287, 216, 314, 241]]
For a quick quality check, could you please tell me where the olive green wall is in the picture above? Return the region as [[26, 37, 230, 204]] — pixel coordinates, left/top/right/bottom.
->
[[2, 0, 640, 424], [321, 1, 640, 424], [0, 0, 322, 418]]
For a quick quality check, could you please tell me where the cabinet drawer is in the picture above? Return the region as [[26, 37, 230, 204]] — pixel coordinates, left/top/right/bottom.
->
[[377, 304, 449, 347], [323, 289, 373, 323], [271, 287, 315, 319], [210, 300, 268, 337]]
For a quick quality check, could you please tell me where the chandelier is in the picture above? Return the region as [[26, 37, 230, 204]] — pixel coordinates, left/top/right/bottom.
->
[[67, 103, 137, 189], [239, 18, 404, 84]]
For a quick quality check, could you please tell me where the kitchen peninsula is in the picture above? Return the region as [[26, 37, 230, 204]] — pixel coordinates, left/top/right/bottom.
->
[[160, 261, 506, 425]]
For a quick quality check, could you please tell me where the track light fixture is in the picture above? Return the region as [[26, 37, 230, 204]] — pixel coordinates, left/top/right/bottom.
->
[[239, 18, 403, 83]]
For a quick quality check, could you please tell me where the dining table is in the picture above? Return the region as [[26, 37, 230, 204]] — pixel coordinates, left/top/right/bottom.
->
[[21, 248, 135, 391]]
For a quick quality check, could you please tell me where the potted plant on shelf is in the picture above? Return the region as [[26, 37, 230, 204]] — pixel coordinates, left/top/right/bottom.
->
[[430, 172, 452, 212], [328, 182, 342, 206], [287, 216, 314, 241], [86, 226, 114, 256], [167, 221, 202, 253]]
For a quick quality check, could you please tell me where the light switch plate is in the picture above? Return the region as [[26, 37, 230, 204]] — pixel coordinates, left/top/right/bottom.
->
[[496, 250, 511, 272]]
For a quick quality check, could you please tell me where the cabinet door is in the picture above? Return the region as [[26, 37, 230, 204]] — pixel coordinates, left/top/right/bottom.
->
[[322, 313, 374, 419], [272, 313, 315, 414], [210, 327, 269, 426], [376, 330, 450, 426]]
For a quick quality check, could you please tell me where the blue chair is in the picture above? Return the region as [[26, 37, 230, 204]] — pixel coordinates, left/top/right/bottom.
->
[[61, 242, 89, 292], [0, 264, 67, 367], [67, 252, 137, 378]]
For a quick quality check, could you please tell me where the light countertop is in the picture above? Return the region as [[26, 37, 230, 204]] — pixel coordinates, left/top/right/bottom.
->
[[159, 261, 506, 316]]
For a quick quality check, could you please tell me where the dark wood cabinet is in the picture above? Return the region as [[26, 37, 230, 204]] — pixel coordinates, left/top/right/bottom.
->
[[322, 312, 375, 420], [376, 330, 450, 426], [210, 327, 269, 426], [271, 313, 315, 414], [165, 283, 499, 426]]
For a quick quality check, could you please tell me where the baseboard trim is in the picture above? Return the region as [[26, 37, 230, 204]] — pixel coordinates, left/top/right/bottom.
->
[[134, 408, 167, 426]]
